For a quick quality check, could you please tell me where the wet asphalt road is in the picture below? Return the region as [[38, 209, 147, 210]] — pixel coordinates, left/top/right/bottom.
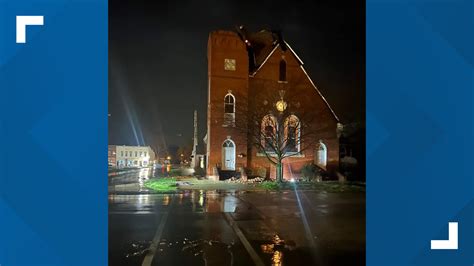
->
[[109, 168, 366, 266]]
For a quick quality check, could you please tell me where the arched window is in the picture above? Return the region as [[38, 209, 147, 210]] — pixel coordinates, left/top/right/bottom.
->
[[261, 115, 277, 151], [284, 115, 300, 152], [222, 139, 235, 148], [316, 140, 327, 169], [279, 60, 286, 82], [224, 93, 235, 126]]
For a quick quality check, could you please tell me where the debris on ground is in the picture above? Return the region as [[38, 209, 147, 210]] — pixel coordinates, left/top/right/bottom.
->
[[176, 181, 193, 186], [225, 177, 264, 183]]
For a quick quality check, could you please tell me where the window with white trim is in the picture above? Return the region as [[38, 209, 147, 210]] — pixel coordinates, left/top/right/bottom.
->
[[224, 93, 235, 126], [316, 140, 327, 168]]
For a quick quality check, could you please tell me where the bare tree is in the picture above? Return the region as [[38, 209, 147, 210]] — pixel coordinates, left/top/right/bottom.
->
[[225, 87, 327, 183]]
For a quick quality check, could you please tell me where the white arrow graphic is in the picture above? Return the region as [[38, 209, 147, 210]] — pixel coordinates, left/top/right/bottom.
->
[[431, 222, 458, 250], [16, 16, 44, 43]]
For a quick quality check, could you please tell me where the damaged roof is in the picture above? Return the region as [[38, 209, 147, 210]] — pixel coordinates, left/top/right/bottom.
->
[[235, 27, 303, 74], [234, 26, 339, 122]]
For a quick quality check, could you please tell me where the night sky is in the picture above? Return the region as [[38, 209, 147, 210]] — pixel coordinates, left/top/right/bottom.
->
[[109, 0, 365, 154]]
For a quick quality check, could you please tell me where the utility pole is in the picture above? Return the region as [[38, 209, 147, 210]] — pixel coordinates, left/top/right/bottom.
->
[[191, 110, 198, 168]]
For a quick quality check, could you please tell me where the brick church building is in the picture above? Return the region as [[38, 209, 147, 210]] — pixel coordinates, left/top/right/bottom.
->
[[206, 27, 340, 180]]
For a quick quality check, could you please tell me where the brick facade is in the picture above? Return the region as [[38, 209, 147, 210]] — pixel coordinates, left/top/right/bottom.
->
[[206, 29, 339, 180]]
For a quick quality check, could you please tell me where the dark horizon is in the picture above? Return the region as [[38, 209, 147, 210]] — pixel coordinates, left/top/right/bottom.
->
[[109, 0, 365, 153]]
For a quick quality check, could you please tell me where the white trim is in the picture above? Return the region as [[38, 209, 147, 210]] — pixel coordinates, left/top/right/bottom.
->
[[224, 92, 236, 126], [300, 66, 340, 121], [222, 139, 236, 170], [250, 44, 280, 77], [224, 92, 236, 113], [249, 40, 339, 121], [316, 141, 327, 169], [284, 41, 304, 65], [286, 40, 338, 121]]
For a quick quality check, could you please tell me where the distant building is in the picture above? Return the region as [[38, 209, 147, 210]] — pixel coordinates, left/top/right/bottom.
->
[[108, 145, 156, 167], [206, 28, 340, 180]]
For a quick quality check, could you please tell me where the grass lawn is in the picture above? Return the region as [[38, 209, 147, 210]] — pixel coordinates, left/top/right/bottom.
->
[[144, 178, 178, 192], [144, 177, 365, 193]]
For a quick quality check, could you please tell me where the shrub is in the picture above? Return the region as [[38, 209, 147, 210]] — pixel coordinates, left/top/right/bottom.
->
[[259, 181, 280, 190], [301, 163, 323, 182], [340, 156, 358, 180], [245, 167, 267, 179]]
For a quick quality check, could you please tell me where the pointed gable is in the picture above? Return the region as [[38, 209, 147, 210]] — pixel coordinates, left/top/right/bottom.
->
[[245, 35, 339, 122]]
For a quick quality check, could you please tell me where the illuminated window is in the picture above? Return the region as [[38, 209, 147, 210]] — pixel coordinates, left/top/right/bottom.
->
[[224, 93, 235, 126], [279, 60, 286, 81], [284, 115, 300, 152], [261, 115, 277, 151]]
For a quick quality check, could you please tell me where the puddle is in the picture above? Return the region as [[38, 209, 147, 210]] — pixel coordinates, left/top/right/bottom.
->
[[123, 238, 238, 266], [256, 234, 313, 266], [158, 238, 236, 265], [124, 241, 151, 258], [120, 241, 151, 265]]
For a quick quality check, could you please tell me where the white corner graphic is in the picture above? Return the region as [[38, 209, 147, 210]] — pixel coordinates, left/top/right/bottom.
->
[[430, 222, 458, 250], [16, 16, 44, 43]]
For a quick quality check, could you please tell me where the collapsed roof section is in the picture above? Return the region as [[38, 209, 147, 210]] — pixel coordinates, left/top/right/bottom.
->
[[234, 26, 339, 122], [235, 26, 303, 75]]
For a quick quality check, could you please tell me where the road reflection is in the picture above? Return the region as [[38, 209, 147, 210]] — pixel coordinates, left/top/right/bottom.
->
[[110, 175, 365, 266]]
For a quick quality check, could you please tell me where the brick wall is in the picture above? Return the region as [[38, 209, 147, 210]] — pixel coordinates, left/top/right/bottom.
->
[[207, 30, 339, 179]]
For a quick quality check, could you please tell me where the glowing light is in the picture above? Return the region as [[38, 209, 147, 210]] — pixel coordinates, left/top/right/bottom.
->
[[162, 195, 170, 206], [111, 58, 147, 146], [275, 100, 287, 112], [293, 180, 317, 252], [272, 250, 283, 266], [198, 190, 204, 207], [290, 178, 295, 183]]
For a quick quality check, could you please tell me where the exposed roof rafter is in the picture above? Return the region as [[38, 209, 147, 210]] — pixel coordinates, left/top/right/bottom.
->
[[250, 44, 279, 77]]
